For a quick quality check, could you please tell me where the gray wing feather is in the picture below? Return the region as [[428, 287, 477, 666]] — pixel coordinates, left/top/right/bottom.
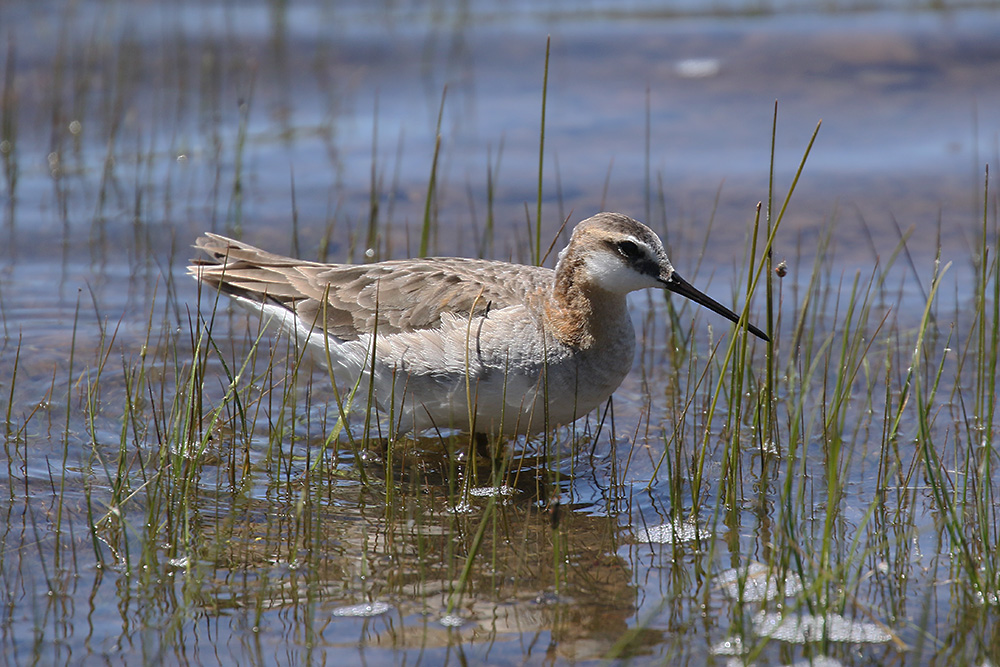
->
[[189, 233, 552, 341]]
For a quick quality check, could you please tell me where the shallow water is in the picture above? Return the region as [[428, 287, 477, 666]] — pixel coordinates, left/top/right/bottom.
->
[[1, 1, 1000, 664]]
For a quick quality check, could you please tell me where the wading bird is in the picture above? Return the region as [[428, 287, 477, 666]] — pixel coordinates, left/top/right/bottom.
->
[[190, 212, 767, 437]]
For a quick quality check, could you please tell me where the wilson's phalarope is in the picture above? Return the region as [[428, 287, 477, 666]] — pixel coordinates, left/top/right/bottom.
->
[[189, 212, 767, 437]]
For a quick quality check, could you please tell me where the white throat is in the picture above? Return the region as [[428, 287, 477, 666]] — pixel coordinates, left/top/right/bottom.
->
[[581, 251, 661, 294]]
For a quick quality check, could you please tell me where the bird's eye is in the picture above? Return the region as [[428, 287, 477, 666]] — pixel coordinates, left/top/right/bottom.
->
[[617, 240, 642, 260]]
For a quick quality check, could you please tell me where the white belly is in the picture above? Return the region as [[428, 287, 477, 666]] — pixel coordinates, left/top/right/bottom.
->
[[250, 297, 636, 436]]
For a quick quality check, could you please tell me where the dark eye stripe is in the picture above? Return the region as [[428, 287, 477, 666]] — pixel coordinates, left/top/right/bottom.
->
[[615, 239, 665, 279], [617, 240, 641, 260]]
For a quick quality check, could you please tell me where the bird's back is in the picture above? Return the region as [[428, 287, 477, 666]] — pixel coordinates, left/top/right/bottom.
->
[[189, 233, 555, 342]]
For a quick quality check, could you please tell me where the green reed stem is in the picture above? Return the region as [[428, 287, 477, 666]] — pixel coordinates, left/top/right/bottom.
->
[[367, 93, 380, 258], [420, 86, 446, 258], [535, 35, 550, 266], [228, 73, 255, 237], [692, 115, 821, 508]]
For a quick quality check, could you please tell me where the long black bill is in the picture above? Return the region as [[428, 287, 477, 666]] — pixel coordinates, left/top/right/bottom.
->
[[662, 272, 770, 342]]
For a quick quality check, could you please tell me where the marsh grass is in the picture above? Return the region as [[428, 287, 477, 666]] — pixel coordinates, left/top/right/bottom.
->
[[1, 16, 1000, 666]]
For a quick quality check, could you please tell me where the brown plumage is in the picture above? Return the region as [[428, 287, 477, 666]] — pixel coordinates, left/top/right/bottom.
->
[[189, 212, 767, 436]]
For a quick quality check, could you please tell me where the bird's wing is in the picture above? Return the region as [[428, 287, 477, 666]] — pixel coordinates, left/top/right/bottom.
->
[[189, 233, 552, 340]]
